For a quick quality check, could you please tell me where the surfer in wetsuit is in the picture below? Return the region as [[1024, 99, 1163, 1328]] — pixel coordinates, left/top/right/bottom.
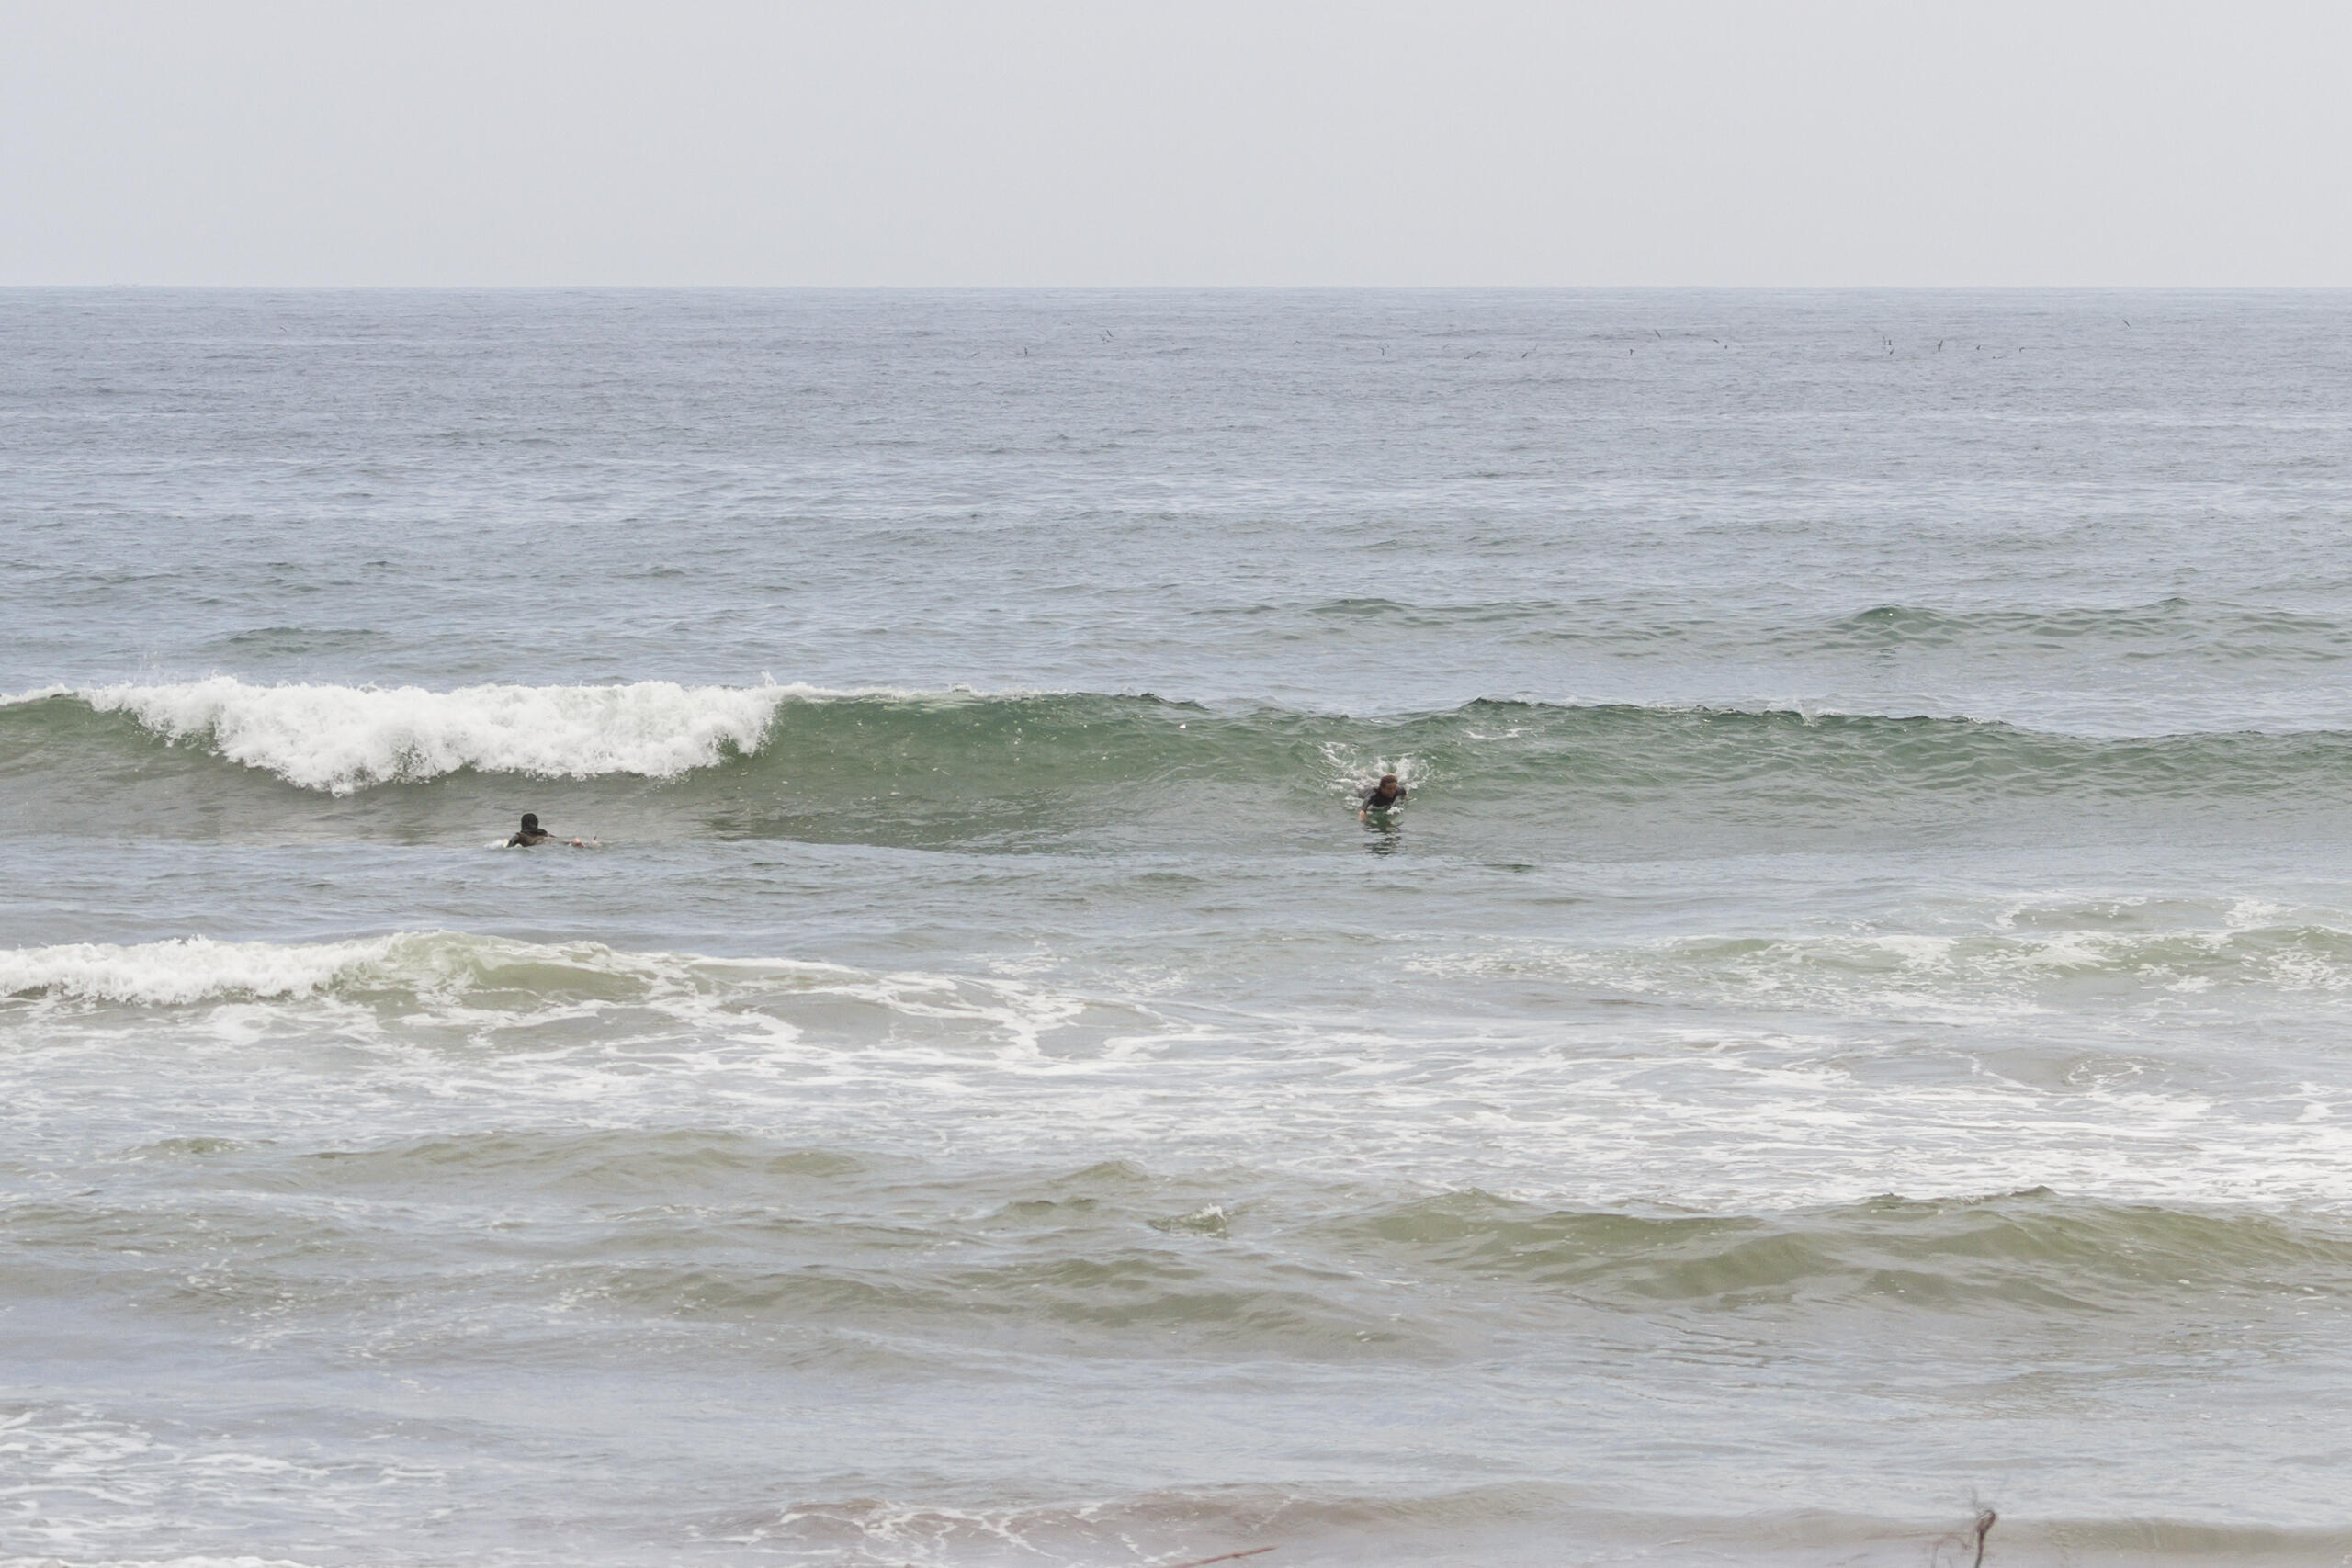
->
[[1359, 773, 1407, 821], [505, 812, 583, 848]]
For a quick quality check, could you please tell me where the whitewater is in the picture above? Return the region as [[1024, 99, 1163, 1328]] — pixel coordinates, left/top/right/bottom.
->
[[7, 288, 2352, 1568]]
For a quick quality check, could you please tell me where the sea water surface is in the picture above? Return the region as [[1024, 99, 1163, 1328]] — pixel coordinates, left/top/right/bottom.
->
[[6, 289, 2352, 1566]]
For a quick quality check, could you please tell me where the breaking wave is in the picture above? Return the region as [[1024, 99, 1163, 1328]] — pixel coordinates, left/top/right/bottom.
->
[[0, 932, 398, 1006], [15, 678, 2352, 808], [11, 677, 795, 793], [0, 931, 1102, 1061]]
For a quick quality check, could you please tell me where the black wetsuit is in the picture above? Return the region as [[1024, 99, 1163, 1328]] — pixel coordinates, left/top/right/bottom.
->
[[507, 829, 553, 847], [1362, 787, 1407, 811]]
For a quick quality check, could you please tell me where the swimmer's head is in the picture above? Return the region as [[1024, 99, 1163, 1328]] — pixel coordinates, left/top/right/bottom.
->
[[520, 813, 540, 830], [1378, 773, 1399, 789]]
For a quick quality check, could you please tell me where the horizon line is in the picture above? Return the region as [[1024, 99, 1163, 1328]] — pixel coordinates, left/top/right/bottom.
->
[[6, 281, 2350, 293]]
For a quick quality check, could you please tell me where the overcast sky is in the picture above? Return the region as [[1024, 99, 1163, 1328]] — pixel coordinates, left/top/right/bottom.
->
[[4, 1, 2346, 286]]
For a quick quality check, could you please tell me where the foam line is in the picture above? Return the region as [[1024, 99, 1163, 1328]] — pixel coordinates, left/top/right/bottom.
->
[[70, 678, 794, 793]]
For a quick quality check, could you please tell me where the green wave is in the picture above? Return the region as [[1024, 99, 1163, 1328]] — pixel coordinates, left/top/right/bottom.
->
[[11, 686, 2352, 848]]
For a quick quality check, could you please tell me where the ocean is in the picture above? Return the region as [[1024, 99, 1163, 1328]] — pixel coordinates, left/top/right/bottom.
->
[[5, 288, 2352, 1567]]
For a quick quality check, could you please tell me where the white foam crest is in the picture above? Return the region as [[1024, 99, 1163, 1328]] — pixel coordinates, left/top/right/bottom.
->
[[1399, 919, 2352, 1021], [0, 931, 774, 1011], [0, 935, 401, 1006], [1315, 739, 1430, 797], [0, 1560, 316, 1568], [72, 677, 797, 793], [0, 933, 1100, 1066]]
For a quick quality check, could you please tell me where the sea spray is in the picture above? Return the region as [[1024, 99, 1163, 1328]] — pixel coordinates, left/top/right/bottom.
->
[[68, 677, 793, 792]]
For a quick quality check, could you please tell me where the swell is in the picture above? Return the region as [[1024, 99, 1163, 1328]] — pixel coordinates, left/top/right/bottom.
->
[[1815, 597, 2352, 658], [15, 680, 2352, 806], [24, 1124, 2352, 1330], [1223, 592, 2352, 664], [1331, 1186, 2352, 1313]]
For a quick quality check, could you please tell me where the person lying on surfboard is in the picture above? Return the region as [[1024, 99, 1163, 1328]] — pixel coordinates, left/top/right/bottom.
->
[[505, 812, 585, 848], [1358, 773, 1407, 821]]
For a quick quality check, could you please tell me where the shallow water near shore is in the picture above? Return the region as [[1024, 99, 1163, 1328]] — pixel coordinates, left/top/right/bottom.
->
[[7, 288, 2352, 1566]]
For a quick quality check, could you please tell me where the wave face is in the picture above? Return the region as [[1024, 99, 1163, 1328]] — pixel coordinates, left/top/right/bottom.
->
[[59, 677, 788, 792], [0, 931, 393, 1005], [28, 675, 2352, 796], [11, 679, 2352, 855]]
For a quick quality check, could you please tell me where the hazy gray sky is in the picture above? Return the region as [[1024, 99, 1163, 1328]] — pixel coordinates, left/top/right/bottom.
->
[[4, 1, 2346, 286]]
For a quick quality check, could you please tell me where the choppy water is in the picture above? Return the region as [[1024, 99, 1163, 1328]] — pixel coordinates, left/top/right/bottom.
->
[[6, 288, 2352, 1567]]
